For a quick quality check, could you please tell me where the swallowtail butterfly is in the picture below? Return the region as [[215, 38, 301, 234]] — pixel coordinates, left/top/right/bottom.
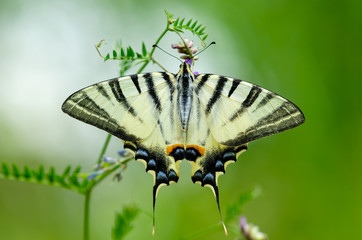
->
[[62, 62, 305, 234]]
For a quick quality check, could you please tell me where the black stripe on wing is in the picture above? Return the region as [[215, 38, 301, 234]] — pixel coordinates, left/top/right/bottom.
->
[[162, 72, 175, 101], [96, 85, 111, 100], [253, 92, 275, 111], [227, 78, 241, 97], [223, 101, 305, 146], [130, 74, 142, 94], [144, 73, 162, 113], [195, 74, 210, 94], [108, 79, 138, 117], [205, 76, 228, 115], [69, 93, 113, 124], [61, 91, 142, 142], [229, 86, 262, 121], [243, 86, 262, 107], [162, 72, 176, 129]]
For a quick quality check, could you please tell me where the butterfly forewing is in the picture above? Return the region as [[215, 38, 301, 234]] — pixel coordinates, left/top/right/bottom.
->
[[62, 73, 176, 141], [194, 74, 305, 146]]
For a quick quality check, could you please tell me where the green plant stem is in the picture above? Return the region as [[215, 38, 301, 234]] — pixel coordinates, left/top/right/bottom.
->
[[87, 156, 133, 191], [84, 189, 92, 240], [174, 30, 194, 59], [84, 16, 172, 240], [150, 56, 168, 72], [136, 23, 170, 74], [97, 134, 112, 164]]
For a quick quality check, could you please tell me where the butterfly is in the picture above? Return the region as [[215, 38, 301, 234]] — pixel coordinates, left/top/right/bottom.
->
[[62, 61, 305, 234]]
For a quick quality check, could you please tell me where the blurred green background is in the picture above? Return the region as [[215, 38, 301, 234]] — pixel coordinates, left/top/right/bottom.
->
[[0, 0, 361, 239]]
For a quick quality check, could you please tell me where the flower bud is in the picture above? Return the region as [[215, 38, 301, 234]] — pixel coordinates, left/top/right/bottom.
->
[[240, 216, 268, 240]]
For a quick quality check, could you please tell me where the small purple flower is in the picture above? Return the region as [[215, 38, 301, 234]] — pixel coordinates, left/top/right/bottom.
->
[[94, 164, 102, 170], [171, 43, 182, 49], [87, 169, 104, 180], [240, 216, 268, 240], [171, 39, 198, 62], [191, 46, 198, 54], [185, 58, 192, 66], [102, 156, 116, 164], [117, 149, 132, 158]]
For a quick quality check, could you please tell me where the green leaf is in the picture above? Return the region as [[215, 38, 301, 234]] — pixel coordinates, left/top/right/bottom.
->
[[191, 20, 197, 29], [104, 53, 110, 62], [47, 167, 55, 184], [179, 18, 185, 26], [194, 24, 202, 32], [112, 204, 139, 240], [129, 47, 135, 58], [62, 165, 71, 178], [186, 19, 192, 27], [69, 175, 80, 188], [81, 179, 89, 189], [164, 10, 174, 20], [113, 50, 118, 58], [12, 164, 21, 179], [136, 53, 142, 58], [173, 17, 179, 27], [126, 47, 135, 58], [121, 48, 125, 57], [199, 26, 206, 34], [55, 175, 68, 188], [202, 34, 208, 41], [142, 42, 147, 56], [1, 162, 10, 177], [73, 166, 82, 175], [38, 165, 44, 181], [175, 27, 184, 33], [23, 166, 32, 180]]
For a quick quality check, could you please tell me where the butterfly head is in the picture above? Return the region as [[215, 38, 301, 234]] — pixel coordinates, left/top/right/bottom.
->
[[177, 62, 195, 79]]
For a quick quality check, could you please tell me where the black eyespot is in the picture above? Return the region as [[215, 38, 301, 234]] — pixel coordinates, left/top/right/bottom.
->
[[169, 147, 185, 161], [156, 171, 168, 185], [135, 149, 148, 160], [215, 160, 224, 172], [146, 159, 156, 171], [191, 170, 203, 183], [202, 173, 215, 185], [168, 170, 179, 182], [186, 148, 202, 162]]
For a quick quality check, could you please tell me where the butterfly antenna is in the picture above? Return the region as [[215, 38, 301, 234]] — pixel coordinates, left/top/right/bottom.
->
[[153, 44, 182, 63], [194, 41, 216, 57]]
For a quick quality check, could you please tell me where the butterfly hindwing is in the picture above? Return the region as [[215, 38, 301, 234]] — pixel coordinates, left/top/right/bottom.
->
[[183, 88, 249, 233]]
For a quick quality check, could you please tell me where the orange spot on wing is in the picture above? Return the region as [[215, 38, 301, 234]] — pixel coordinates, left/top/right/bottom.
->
[[186, 145, 205, 156], [166, 144, 184, 155]]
